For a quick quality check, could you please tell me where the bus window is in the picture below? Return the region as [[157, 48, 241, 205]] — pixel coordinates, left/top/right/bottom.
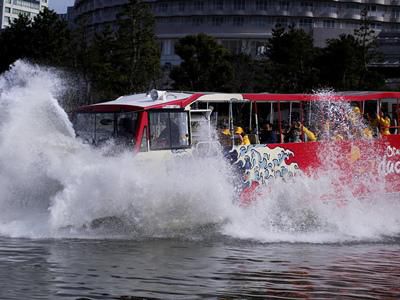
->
[[381, 98, 399, 134], [73, 113, 95, 144], [149, 111, 190, 150], [116, 112, 138, 146], [95, 113, 115, 144], [73, 112, 138, 146], [140, 126, 149, 152]]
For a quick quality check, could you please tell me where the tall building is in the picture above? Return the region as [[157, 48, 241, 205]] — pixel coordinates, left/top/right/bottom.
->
[[0, 0, 48, 29], [70, 0, 400, 65]]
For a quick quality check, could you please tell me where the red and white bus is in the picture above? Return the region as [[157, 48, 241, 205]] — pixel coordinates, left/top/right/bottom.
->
[[72, 90, 400, 200]]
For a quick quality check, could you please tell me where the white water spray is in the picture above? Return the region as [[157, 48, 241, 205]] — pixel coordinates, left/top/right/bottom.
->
[[0, 61, 399, 242]]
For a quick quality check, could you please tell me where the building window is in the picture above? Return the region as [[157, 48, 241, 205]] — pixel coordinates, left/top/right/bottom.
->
[[5, 7, 10, 13], [346, 4, 359, 10], [159, 2, 168, 12], [12, 0, 39, 9], [12, 8, 30, 17], [299, 18, 313, 28], [192, 16, 204, 26], [256, 0, 268, 11], [370, 22, 382, 30], [194, 1, 204, 11], [178, 1, 185, 12], [221, 40, 242, 54], [254, 16, 269, 26], [213, 0, 223, 11], [279, 1, 289, 11], [323, 20, 335, 28], [233, 0, 245, 11], [212, 16, 224, 26], [394, 8, 400, 19], [276, 17, 288, 27], [300, 1, 313, 9], [233, 16, 244, 26]]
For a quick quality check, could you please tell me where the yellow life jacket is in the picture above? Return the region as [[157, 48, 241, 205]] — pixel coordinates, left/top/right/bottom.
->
[[377, 116, 391, 135], [242, 135, 251, 145]]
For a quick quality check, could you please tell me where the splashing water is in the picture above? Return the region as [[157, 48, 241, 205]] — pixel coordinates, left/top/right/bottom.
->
[[225, 90, 400, 243], [0, 61, 235, 239], [0, 61, 399, 242]]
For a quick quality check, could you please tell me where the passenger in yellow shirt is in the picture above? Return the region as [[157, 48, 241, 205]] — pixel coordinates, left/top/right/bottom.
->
[[301, 124, 317, 142], [234, 126, 251, 145], [292, 121, 317, 142], [377, 112, 391, 136]]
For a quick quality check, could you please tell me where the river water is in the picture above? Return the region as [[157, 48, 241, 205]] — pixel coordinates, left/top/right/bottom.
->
[[1, 237, 400, 299], [1, 62, 400, 299]]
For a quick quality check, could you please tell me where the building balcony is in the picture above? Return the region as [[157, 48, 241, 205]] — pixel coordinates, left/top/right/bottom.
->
[[298, 10, 314, 18], [318, 9, 338, 19], [391, 15, 400, 22], [368, 13, 385, 22], [343, 10, 361, 20]]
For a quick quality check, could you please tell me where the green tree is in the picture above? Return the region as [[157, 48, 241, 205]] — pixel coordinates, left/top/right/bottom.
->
[[265, 26, 318, 92], [89, 27, 121, 100], [317, 34, 361, 90], [170, 33, 233, 91], [224, 53, 266, 93], [354, 8, 383, 88], [317, 10, 384, 91], [113, 0, 160, 94], [69, 17, 94, 102], [30, 8, 71, 66], [0, 14, 32, 72]]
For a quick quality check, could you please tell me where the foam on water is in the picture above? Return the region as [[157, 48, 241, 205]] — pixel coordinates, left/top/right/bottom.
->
[[0, 61, 399, 242]]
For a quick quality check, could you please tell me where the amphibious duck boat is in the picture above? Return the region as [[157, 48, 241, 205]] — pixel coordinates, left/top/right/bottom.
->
[[72, 91, 400, 201]]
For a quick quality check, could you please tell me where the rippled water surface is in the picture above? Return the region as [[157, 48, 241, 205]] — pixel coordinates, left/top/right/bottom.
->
[[1, 237, 400, 299]]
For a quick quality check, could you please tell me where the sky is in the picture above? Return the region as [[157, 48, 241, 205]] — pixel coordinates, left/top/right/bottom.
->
[[49, 0, 75, 13]]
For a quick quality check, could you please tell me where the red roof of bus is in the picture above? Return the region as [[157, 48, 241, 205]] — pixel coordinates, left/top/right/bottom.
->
[[243, 91, 400, 102], [76, 91, 400, 112]]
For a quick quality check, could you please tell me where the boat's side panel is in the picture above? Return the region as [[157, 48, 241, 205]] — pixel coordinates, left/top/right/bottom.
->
[[230, 135, 400, 195], [380, 135, 400, 192]]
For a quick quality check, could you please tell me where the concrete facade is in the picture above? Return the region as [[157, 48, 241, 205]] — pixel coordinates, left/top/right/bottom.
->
[[70, 0, 400, 65], [0, 0, 48, 29]]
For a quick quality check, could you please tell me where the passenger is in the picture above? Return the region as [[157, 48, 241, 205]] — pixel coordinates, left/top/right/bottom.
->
[[350, 106, 361, 123], [290, 128, 302, 143], [158, 119, 180, 146], [234, 126, 250, 145], [390, 113, 398, 134], [320, 120, 331, 140], [276, 126, 286, 143], [259, 122, 278, 144], [287, 122, 302, 143], [363, 127, 373, 139], [118, 117, 134, 138], [219, 127, 232, 148], [377, 112, 391, 136], [117, 117, 135, 146], [299, 123, 317, 142], [366, 112, 379, 137], [332, 132, 344, 141]]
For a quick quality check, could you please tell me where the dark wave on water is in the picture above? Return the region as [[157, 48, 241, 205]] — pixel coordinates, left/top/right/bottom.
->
[[1, 237, 400, 300]]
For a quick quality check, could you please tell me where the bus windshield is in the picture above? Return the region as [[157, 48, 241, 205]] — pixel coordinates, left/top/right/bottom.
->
[[73, 112, 138, 146]]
